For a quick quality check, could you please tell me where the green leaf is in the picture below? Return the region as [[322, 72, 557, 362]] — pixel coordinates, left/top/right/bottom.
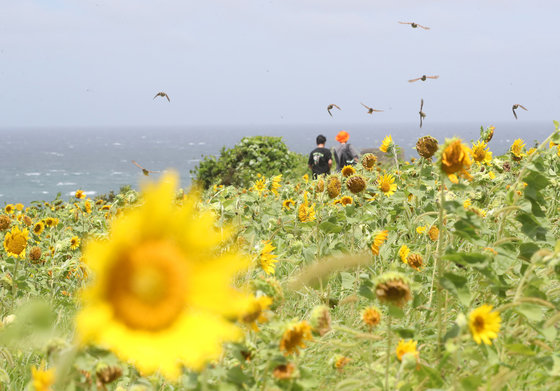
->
[[453, 218, 481, 242], [319, 221, 343, 234], [340, 272, 355, 290], [519, 242, 540, 261], [460, 375, 483, 391], [505, 343, 535, 356], [516, 303, 543, 322], [516, 212, 547, 241], [359, 284, 375, 300], [395, 328, 415, 339], [387, 304, 405, 318], [443, 252, 488, 265]]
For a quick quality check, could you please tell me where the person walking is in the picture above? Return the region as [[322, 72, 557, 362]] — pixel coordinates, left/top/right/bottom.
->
[[308, 134, 332, 179], [334, 130, 359, 171]]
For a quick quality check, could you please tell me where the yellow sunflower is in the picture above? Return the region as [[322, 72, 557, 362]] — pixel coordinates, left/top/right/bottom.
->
[[302, 174, 309, 184], [240, 295, 273, 331], [3, 225, 29, 258], [4, 204, 15, 214], [15, 203, 24, 211], [84, 200, 92, 214], [440, 139, 472, 180], [75, 172, 252, 380], [398, 245, 410, 263], [298, 192, 316, 222], [31, 364, 55, 391], [340, 196, 353, 206], [371, 230, 388, 256], [282, 198, 295, 211], [471, 141, 492, 164], [279, 320, 313, 355], [270, 174, 282, 196], [260, 240, 278, 275], [510, 139, 526, 161], [251, 178, 267, 195], [468, 304, 501, 345], [362, 306, 381, 328], [75, 189, 86, 199], [416, 226, 426, 234], [341, 165, 356, 178], [396, 339, 419, 361], [70, 236, 81, 250], [377, 174, 397, 197], [380, 135, 393, 153]]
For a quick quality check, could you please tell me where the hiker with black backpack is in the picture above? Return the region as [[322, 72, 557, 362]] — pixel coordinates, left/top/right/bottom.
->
[[333, 130, 360, 171], [308, 134, 333, 179]]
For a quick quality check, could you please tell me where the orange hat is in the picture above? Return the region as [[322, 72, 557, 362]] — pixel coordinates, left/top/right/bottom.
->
[[335, 130, 350, 143]]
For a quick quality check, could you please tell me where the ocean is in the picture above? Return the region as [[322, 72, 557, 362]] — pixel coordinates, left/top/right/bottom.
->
[[0, 121, 555, 205]]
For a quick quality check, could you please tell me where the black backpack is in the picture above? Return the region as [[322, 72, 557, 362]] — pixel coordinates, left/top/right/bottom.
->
[[339, 144, 356, 167]]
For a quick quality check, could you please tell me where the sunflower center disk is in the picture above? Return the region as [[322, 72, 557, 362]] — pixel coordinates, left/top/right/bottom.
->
[[473, 315, 485, 332], [107, 240, 188, 332]]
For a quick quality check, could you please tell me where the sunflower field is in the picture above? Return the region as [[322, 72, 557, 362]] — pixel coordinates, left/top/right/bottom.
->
[[1, 123, 560, 391]]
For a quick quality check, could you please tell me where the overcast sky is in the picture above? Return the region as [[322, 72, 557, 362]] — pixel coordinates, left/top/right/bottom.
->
[[1, 0, 559, 127]]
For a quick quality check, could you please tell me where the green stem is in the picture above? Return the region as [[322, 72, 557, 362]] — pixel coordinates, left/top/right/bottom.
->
[[436, 175, 446, 353], [11, 258, 19, 307], [385, 315, 392, 391]]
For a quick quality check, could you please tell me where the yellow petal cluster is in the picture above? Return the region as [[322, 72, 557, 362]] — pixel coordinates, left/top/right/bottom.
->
[[75, 172, 251, 380]]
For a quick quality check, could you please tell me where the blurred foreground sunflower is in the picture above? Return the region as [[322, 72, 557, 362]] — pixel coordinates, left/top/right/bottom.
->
[[75, 172, 251, 380], [468, 304, 501, 345]]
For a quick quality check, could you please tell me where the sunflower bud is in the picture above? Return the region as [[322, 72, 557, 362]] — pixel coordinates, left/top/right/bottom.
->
[[96, 364, 122, 385], [316, 178, 325, 193], [416, 136, 439, 159], [428, 226, 439, 241], [361, 153, 377, 171], [326, 175, 341, 199], [346, 174, 367, 194], [0, 215, 10, 231], [375, 272, 412, 308], [309, 305, 331, 336], [29, 246, 42, 263], [406, 253, 424, 271]]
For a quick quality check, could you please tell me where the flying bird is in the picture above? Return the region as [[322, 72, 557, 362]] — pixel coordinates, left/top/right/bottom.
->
[[409, 75, 439, 83], [419, 99, 426, 128], [327, 104, 341, 117], [153, 92, 170, 102], [512, 104, 528, 120], [398, 21, 430, 30], [361, 103, 384, 115], [132, 160, 160, 176]]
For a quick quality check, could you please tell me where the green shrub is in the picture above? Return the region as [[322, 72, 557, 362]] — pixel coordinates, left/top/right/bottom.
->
[[192, 136, 307, 189]]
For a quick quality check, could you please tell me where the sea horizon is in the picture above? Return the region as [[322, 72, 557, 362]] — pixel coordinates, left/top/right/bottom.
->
[[1, 120, 556, 205]]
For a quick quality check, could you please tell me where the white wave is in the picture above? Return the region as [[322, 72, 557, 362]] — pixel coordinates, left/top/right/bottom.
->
[[56, 182, 77, 186], [188, 142, 195, 146], [66, 190, 96, 196], [113, 142, 122, 146], [110, 171, 124, 175], [25, 172, 41, 176], [41, 191, 49, 194], [198, 142, 206, 145], [48, 169, 66, 173], [45, 152, 64, 157], [72, 172, 83, 176]]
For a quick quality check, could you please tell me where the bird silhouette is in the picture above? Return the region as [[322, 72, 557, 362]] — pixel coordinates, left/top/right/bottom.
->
[[419, 99, 426, 128], [153, 92, 170, 102], [512, 104, 528, 120], [398, 21, 430, 30], [409, 75, 439, 83], [361, 103, 384, 115], [132, 160, 160, 176], [327, 104, 341, 117]]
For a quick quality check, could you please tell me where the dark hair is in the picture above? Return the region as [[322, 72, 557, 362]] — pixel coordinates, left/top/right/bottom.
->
[[316, 135, 326, 145]]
